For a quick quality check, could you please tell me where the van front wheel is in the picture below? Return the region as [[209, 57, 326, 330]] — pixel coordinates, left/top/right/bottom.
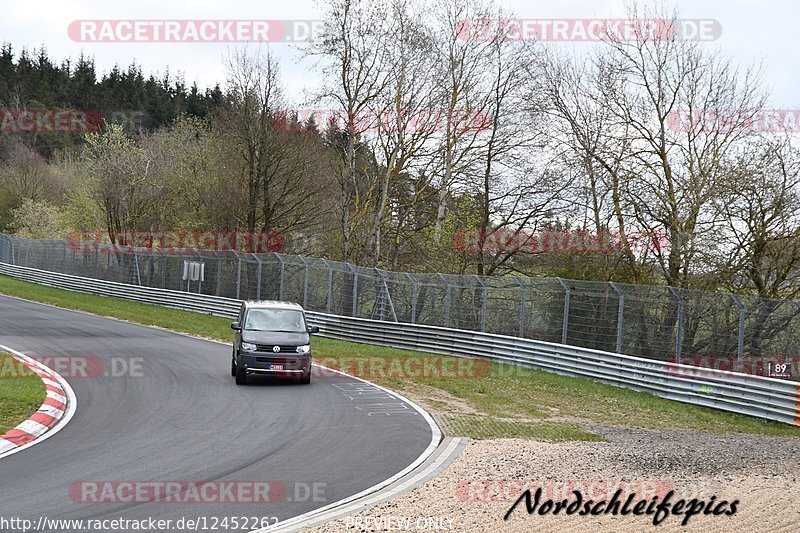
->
[[235, 365, 248, 385]]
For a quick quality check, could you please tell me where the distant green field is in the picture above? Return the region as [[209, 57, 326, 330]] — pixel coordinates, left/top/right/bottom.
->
[[1, 274, 799, 440], [0, 352, 45, 434]]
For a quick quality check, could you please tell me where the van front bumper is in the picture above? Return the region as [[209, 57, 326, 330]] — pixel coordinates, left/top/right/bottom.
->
[[237, 352, 312, 376]]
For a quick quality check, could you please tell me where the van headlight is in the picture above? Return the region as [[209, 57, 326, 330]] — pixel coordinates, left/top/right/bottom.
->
[[296, 345, 310, 354], [241, 342, 257, 352]]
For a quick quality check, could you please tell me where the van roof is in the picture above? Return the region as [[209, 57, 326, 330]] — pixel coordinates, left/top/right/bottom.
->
[[244, 300, 305, 311]]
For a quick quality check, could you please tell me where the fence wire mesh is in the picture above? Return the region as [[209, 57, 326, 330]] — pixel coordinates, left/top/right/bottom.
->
[[1, 233, 799, 380]]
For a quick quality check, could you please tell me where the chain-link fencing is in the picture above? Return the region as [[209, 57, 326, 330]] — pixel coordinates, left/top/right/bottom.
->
[[1, 233, 798, 380]]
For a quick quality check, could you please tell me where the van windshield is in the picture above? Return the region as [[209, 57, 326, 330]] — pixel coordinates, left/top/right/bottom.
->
[[244, 309, 306, 333]]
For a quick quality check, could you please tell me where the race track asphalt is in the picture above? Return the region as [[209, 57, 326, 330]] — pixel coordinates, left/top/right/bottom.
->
[[0, 295, 434, 532]]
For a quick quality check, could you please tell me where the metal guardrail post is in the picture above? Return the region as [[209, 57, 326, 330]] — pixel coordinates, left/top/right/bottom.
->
[[146, 254, 152, 286], [9, 236, 13, 264], [373, 267, 384, 321], [274, 253, 285, 301], [668, 286, 684, 363], [557, 278, 570, 345], [346, 263, 358, 317], [730, 294, 746, 372], [299, 256, 309, 308], [117, 250, 124, 284], [195, 250, 203, 294], [474, 275, 487, 332], [405, 273, 418, 324], [215, 255, 222, 296], [514, 277, 526, 338], [235, 253, 242, 300], [182, 254, 189, 292], [321, 259, 333, 313], [160, 250, 167, 288], [437, 273, 451, 328], [609, 282, 624, 353], [370, 267, 386, 321], [253, 253, 263, 300], [132, 251, 141, 286]]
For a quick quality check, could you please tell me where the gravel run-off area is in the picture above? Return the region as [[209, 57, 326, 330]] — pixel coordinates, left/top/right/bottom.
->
[[310, 425, 800, 532]]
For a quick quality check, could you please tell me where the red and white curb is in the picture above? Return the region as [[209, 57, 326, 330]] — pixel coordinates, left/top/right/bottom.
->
[[0, 344, 77, 459]]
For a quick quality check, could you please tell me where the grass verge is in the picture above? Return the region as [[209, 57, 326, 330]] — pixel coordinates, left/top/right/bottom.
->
[[0, 352, 46, 434], [0, 274, 798, 440]]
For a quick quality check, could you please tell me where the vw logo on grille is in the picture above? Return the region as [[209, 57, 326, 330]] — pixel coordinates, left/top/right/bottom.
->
[[272, 346, 281, 353]]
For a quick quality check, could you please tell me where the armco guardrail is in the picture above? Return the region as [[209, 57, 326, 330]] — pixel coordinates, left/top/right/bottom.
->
[[0, 262, 797, 426]]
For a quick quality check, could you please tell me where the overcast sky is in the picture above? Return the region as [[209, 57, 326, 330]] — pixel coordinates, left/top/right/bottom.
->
[[2, 0, 797, 108]]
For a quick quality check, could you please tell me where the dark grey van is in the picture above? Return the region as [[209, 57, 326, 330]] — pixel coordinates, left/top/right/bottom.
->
[[230, 301, 319, 385]]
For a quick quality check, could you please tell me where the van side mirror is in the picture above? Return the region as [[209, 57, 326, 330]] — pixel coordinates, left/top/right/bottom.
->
[[231, 322, 241, 331], [308, 325, 320, 334]]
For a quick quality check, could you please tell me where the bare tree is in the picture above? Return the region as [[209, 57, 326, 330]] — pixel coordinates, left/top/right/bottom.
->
[[538, 5, 768, 288], [222, 47, 283, 234], [535, 48, 645, 281], [79, 125, 165, 246], [428, 0, 496, 244], [468, 20, 570, 276], [220, 48, 330, 247], [0, 139, 66, 204], [720, 137, 800, 298], [364, 0, 440, 266], [602, 8, 766, 288], [312, 0, 393, 262]]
